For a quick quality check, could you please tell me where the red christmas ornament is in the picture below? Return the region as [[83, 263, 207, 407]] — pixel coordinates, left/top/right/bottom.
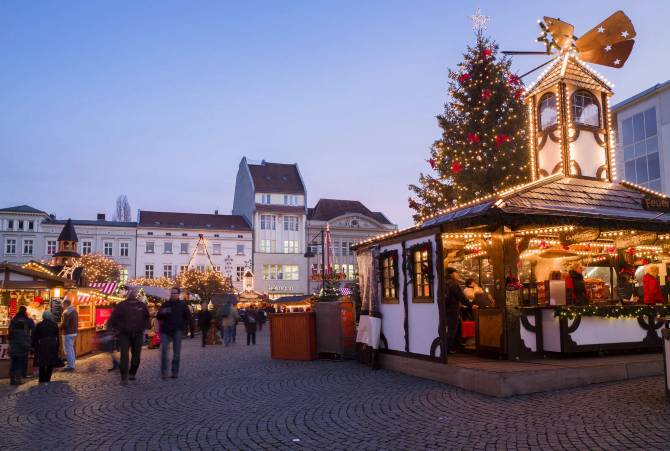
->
[[507, 74, 521, 86], [480, 48, 492, 60], [481, 88, 492, 101], [450, 161, 462, 174], [626, 247, 635, 255], [428, 158, 436, 169], [514, 88, 524, 100], [607, 245, 616, 253], [457, 73, 471, 83], [495, 133, 510, 148], [467, 132, 480, 144]]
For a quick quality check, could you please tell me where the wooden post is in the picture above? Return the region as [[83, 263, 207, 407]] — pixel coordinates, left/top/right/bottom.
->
[[435, 232, 447, 363], [401, 241, 409, 353]]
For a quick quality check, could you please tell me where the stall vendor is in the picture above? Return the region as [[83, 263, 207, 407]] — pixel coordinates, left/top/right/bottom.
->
[[566, 262, 588, 305], [642, 265, 664, 305], [464, 279, 493, 308]]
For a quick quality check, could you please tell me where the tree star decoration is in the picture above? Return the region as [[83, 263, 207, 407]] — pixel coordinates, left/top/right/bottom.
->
[[469, 8, 490, 32]]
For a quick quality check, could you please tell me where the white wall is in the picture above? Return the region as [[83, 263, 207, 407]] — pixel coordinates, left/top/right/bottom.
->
[[379, 243, 405, 352]]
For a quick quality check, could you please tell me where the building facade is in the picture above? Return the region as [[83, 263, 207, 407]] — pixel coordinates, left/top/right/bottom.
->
[[136, 210, 252, 292], [0, 205, 51, 266], [233, 158, 309, 298], [612, 80, 670, 194]]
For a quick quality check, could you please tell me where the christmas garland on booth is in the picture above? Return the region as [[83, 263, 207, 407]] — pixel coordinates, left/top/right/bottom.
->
[[553, 304, 670, 320]]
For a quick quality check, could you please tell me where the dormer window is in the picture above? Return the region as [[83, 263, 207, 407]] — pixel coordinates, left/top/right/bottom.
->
[[572, 91, 599, 127], [538, 93, 557, 130]]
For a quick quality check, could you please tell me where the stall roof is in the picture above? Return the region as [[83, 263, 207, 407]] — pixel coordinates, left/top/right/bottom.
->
[[354, 175, 670, 249], [271, 295, 315, 304], [0, 263, 75, 289]]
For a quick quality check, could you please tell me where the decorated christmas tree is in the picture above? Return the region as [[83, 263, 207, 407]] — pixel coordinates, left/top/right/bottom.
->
[[409, 19, 529, 222]]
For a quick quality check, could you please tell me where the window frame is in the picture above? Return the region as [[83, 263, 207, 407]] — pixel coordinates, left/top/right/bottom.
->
[[163, 242, 173, 254], [145, 264, 154, 279], [409, 242, 434, 303], [103, 241, 114, 257], [537, 92, 558, 131], [379, 250, 399, 303], [145, 241, 154, 254], [236, 244, 245, 256], [119, 242, 129, 257], [212, 243, 222, 255], [260, 214, 276, 230], [82, 241, 92, 255], [180, 243, 189, 254], [5, 238, 16, 255], [22, 239, 33, 255], [571, 90, 600, 128], [46, 240, 57, 255], [163, 264, 173, 278]]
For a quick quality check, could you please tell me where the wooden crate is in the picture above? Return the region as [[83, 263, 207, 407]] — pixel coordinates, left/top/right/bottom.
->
[[270, 312, 316, 361]]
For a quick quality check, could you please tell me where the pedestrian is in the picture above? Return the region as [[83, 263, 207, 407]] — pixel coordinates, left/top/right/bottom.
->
[[643, 265, 664, 305], [188, 305, 197, 339], [444, 267, 468, 355], [256, 308, 266, 331], [566, 262, 589, 305], [222, 301, 239, 347], [197, 302, 212, 347], [32, 311, 60, 383], [8, 306, 35, 386], [107, 287, 151, 385], [60, 299, 79, 372], [156, 286, 192, 380], [244, 305, 258, 346]]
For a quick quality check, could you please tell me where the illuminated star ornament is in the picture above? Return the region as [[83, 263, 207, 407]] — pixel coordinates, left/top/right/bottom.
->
[[469, 8, 490, 32]]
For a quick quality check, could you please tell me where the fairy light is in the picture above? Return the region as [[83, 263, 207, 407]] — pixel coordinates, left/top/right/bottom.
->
[[620, 180, 668, 198], [527, 98, 537, 180], [517, 225, 575, 236]]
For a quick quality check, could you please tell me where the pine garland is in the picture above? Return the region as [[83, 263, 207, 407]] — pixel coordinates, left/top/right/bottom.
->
[[553, 304, 670, 320]]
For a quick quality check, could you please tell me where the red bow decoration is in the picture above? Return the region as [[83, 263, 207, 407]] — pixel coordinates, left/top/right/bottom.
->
[[481, 88, 492, 101], [450, 161, 462, 174], [480, 48, 492, 60], [508, 74, 521, 86], [514, 88, 524, 100], [428, 158, 436, 169], [457, 73, 470, 83], [495, 133, 510, 147], [467, 133, 480, 144]]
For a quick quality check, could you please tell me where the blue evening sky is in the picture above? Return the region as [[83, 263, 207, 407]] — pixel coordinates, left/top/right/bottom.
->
[[2, 1, 668, 228]]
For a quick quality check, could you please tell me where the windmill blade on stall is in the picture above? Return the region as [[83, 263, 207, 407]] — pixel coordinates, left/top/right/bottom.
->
[[576, 10, 636, 68], [543, 16, 575, 50]]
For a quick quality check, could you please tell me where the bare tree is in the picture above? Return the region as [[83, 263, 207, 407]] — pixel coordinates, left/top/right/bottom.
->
[[114, 195, 132, 221]]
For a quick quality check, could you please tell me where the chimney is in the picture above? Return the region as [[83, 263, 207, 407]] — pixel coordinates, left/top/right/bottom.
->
[[97, 213, 106, 221], [214, 209, 219, 215]]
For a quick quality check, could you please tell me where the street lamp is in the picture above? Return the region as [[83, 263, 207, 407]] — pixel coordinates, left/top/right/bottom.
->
[[304, 229, 326, 295]]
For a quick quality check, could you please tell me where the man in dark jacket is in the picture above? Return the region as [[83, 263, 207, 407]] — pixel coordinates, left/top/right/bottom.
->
[[60, 299, 79, 372], [8, 306, 35, 386], [244, 306, 258, 346], [156, 287, 192, 379], [444, 267, 468, 355], [108, 288, 151, 385], [197, 302, 212, 348]]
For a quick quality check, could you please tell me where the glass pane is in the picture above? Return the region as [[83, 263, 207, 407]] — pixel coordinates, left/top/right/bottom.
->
[[636, 157, 649, 182], [635, 141, 646, 157], [645, 108, 657, 137], [625, 160, 636, 181], [622, 118, 634, 145], [648, 152, 661, 180], [633, 113, 645, 142], [649, 179, 662, 192], [646, 136, 658, 154], [623, 145, 635, 161], [539, 95, 557, 130]]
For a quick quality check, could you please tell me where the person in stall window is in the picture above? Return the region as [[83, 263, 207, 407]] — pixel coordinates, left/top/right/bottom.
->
[[464, 279, 494, 308], [566, 262, 588, 305], [642, 265, 664, 305], [444, 268, 469, 354]]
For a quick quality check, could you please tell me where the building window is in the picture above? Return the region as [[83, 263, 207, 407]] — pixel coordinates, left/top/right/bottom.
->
[[260, 240, 276, 253], [260, 215, 276, 230], [182, 233, 188, 237], [145, 242, 154, 254], [623, 107, 661, 191], [411, 244, 433, 302], [196, 264, 206, 272], [164, 242, 173, 254], [179, 265, 188, 273], [309, 244, 321, 255], [165, 232, 171, 236], [104, 242, 113, 256], [82, 241, 92, 255], [572, 91, 599, 127], [119, 268, 128, 284], [5, 239, 16, 255], [234, 244, 243, 255], [214, 266, 221, 274], [27, 221, 34, 231], [333, 240, 341, 256], [341, 264, 355, 280], [284, 265, 299, 280], [261, 194, 271, 204], [180, 243, 189, 254], [538, 93, 557, 130], [22, 239, 33, 255], [311, 263, 322, 276], [145, 264, 154, 279], [380, 251, 398, 303], [341, 241, 350, 257], [18, 220, 24, 230], [120, 242, 129, 257], [7, 219, 14, 230], [284, 195, 298, 205], [163, 265, 173, 278], [147, 231, 153, 236], [47, 240, 57, 255], [283, 240, 299, 254], [236, 266, 246, 282], [212, 243, 221, 255], [263, 264, 280, 280], [283, 216, 299, 231]]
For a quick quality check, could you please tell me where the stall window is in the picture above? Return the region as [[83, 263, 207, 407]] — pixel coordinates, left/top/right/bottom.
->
[[572, 91, 600, 127], [411, 244, 433, 302], [380, 251, 399, 303], [538, 93, 557, 130]]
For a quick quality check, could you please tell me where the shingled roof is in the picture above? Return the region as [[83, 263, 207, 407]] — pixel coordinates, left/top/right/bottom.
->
[[308, 199, 392, 225], [248, 161, 305, 194], [138, 210, 251, 231], [0, 205, 47, 215], [57, 219, 79, 242]]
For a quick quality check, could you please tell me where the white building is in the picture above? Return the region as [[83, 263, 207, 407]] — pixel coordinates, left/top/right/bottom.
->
[[136, 210, 252, 292], [0, 205, 51, 265], [612, 80, 670, 193], [232, 158, 309, 298]]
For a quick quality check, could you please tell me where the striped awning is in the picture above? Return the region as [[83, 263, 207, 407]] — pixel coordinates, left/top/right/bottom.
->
[[89, 282, 118, 295], [339, 287, 352, 296], [77, 294, 91, 305]]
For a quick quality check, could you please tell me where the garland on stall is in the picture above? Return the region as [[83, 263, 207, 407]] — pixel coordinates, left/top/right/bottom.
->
[[553, 304, 670, 320]]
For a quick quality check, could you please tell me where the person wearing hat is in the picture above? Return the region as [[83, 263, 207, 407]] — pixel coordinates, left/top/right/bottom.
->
[[32, 311, 61, 383], [8, 306, 35, 385], [444, 267, 468, 355]]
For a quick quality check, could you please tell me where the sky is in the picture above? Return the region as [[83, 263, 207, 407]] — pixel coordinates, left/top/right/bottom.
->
[[2, 1, 669, 228]]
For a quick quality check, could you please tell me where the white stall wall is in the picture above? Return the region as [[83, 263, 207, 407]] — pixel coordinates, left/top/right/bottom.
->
[[379, 243, 406, 352]]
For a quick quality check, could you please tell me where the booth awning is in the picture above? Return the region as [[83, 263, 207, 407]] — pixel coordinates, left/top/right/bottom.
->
[[89, 282, 118, 295]]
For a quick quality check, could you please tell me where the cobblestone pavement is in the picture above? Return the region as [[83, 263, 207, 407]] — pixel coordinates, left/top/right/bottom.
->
[[1, 327, 669, 451]]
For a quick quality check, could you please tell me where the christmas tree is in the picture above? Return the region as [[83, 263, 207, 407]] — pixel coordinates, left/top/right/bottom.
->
[[409, 26, 529, 222]]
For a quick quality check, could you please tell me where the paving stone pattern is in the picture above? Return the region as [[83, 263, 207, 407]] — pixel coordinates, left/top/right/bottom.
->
[[1, 327, 669, 450]]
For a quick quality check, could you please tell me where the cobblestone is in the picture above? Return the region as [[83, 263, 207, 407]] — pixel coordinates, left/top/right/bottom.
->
[[1, 327, 669, 450]]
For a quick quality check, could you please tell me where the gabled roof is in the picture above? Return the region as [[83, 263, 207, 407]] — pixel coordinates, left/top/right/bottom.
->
[[0, 205, 47, 215], [46, 219, 137, 228], [525, 54, 613, 98], [308, 198, 393, 225], [247, 161, 305, 194], [138, 210, 251, 231], [58, 219, 79, 242]]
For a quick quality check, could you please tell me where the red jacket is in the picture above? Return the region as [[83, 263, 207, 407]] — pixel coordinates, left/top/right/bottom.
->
[[642, 273, 663, 305]]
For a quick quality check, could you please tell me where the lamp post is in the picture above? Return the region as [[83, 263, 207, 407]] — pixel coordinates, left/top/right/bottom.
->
[[304, 229, 326, 295]]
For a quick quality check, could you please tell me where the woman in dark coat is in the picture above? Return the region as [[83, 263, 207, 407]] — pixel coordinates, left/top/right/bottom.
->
[[8, 306, 35, 386], [32, 311, 61, 383]]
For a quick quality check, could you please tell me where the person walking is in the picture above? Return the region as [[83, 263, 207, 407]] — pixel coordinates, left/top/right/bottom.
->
[[32, 311, 60, 383], [107, 288, 151, 385], [256, 308, 266, 332], [444, 268, 468, 355], [197, 302, 212, 347], [222, 301, 239, 347], [8, 306, 35, 386], [643, 265, 664, 305], [60, 299, 79, 372], [156, 287, 192, 380], [244, 306, 258, 346]]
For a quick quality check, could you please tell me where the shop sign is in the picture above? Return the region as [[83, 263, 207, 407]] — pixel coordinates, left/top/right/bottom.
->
[[642, 196, 670, 212], [0, 344, 9, 360], [563, 228, 600, 244], [615, 232, 658, 249], [269, 286, 295, 292]]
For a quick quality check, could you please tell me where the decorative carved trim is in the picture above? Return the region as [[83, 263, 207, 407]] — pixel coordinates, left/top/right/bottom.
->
[[430, 336, 441, 358], [539, 169, 549, 178], [566, 315, 581, 333], [520, 312, 537, 333], [568, 128, 580, 143], [380, 333, 388, 350], [551, 162, 562, 175], [596, 165, 608, 180], [592, 130, 607, 146]]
